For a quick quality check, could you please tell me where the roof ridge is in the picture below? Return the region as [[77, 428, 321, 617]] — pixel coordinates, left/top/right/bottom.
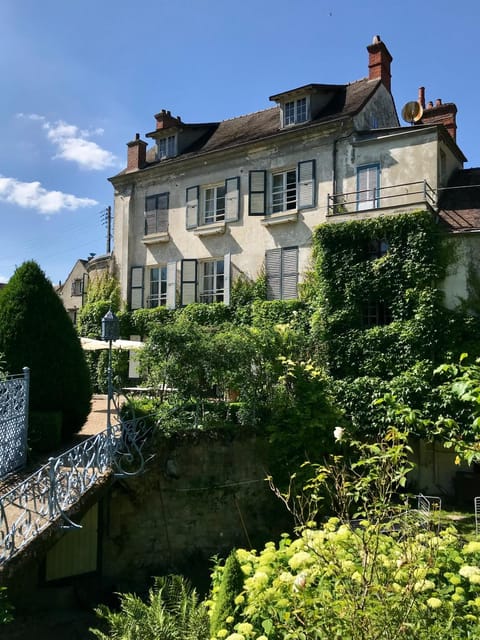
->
[[218, 105, 278, 124]]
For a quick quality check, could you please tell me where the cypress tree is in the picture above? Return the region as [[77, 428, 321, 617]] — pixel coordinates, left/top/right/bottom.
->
[[210, 550, 245, 636], [0, 261, 91, 439]]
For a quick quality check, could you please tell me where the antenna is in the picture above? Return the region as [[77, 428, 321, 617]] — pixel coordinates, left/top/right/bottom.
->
[[401, 101, 423, 125]]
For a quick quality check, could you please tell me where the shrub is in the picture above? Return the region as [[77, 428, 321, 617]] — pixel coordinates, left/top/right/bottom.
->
[[0, 261, 91, 439], [91, 575, 209, 640], [210, 550, 245, 636], [28, 411, 62, 453]]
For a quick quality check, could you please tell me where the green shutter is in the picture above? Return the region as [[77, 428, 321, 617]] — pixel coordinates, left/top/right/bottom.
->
[[249, 170, 266, 216], [186, 186, 199, 229], [181, 259, 197, 305], [130, 266, 144, 310], [225, 177, 240, 222], [298, 160, 315, 209]]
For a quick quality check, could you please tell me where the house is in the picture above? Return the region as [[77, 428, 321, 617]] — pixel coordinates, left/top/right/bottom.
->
[[57, 253, 113, 323], [109, 35, 476, 311]]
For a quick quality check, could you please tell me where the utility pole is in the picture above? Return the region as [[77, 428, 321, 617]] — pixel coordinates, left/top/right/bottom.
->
[[101, 206, 113, 254]]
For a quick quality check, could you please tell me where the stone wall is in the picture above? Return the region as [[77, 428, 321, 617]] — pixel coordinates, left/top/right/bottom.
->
[[101, 431, 291, 593]]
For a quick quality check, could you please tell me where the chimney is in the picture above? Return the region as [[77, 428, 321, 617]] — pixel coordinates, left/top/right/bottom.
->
[[367, 35, 393, 93], [418, 86, 425, 109], [154, 109, 182, 130], [126, 133, 147, 171], [417, 89, 458, 142]]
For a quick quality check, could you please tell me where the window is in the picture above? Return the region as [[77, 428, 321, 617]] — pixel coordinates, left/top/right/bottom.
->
[[357, 164, 380, 211], [186, 178, 239, 229], [130, 263, 177, 310], [200, 260, 224, 303], [249, 160, 315, 216], [203, 184, 226, 224], [284, 97, 308, 126], [363, 300, 392, 328], [71, 278, 83, 296], [147, 266, 168, 308], [367, 239, 389, 260], [145, 193, 169, 235], [272, 169, 297, 213], [180, 254, 231, 306], [157, 135, 176, 160], [265, 247, 298, 300]]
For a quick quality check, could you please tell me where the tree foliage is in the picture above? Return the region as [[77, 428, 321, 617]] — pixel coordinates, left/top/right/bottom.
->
[[0, 261, 91, 438]]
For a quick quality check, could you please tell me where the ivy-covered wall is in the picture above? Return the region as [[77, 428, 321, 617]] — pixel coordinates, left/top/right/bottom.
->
[[309, 211, 465, 379]]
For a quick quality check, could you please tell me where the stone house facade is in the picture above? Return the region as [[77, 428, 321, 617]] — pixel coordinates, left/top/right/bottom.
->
[[109, 35, 478, 312]]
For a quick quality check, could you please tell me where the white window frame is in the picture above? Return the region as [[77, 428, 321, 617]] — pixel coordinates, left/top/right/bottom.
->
[[147, 266, 168, 308], [271, 168, 297, 213], [202, 183, 226, 225], [357, 164, 380, 211], [200, 259, 225, 303], [283, 96, 309, 126], [157, 135, 176, 160]]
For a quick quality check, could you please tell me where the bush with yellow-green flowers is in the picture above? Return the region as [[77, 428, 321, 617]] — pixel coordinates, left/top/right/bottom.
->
[[207, 524, 480, 640]]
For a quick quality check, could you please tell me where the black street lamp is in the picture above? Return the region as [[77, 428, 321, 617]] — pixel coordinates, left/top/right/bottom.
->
[[101, 309, 119, 433]]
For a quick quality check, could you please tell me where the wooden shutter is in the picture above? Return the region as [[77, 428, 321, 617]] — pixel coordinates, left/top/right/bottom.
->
[[186, 186, 199, 229], [265, 249, 282, 300], [130, 266, 144, 310], [181, 259, 197, 306], [298, 160, 316, 209], [223, 253, 231, 306], [225, 177, 240, 222], [167, 261, 177, 309], [249, 170, 266, 216], [281, 247, 298, 300], [145, 193, 169, 234]]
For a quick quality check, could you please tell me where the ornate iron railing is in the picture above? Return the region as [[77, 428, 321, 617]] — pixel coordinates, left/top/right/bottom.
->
[[0, 368, 30, 477], [0, 414, 153, 565]]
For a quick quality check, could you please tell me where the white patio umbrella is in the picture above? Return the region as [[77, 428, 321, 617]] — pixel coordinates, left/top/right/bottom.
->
[[80, 337, 145, 351]]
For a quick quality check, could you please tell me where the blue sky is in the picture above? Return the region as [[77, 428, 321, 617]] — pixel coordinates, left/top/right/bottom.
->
[[1, 0, 479, 285]]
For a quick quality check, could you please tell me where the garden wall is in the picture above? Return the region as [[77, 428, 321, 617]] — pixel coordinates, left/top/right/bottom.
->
[[101, 432, 291, 594]]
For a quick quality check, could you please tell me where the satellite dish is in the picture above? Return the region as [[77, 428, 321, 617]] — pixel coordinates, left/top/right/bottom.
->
[[401, 101, 423, 125]]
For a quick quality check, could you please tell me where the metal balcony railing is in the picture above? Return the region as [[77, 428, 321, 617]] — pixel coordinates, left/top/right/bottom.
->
[[328, 180, 436, 216], [0, 414, 153, 566]]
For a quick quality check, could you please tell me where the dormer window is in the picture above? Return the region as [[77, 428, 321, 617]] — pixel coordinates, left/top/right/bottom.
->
[[283, 97, 308, 126], [157, 135, 176, 160]]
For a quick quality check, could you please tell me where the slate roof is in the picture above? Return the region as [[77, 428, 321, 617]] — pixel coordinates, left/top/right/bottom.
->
[[438, 168, 480, 232], [140, 78, 382, 168]]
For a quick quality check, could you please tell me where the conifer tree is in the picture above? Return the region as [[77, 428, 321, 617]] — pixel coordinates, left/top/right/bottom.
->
[[0, 261, 91, 438]]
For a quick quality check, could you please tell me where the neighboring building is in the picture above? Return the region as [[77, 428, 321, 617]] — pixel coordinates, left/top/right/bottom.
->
[[109, 35, 477, 311], [57, 253, 113, 323], [56, 259, 89, 323]]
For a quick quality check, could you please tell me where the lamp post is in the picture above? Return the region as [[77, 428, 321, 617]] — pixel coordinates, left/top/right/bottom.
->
[[101, 309, 119, 434]]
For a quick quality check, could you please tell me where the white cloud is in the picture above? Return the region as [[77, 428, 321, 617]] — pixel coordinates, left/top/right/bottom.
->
[[17, 114, 118, 171], [0, 175, 98, 214]]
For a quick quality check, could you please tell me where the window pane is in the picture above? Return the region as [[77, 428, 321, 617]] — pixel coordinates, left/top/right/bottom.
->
[[296, 98, 307, 123], [284, 101, 295, 125]]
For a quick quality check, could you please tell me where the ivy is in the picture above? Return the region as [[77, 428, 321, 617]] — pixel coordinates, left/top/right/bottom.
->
[[308, 211, 455, 378]]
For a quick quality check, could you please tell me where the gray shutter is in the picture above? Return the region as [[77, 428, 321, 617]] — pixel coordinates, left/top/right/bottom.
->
[[282, 247, 298, 300], [249, 170, 266, 216], [186, 186, 199, 229], [265, 249, 281, 300], [225, 177, 240, 222], [167, 261, 177, 309], [181, 259, 197, 306], [223, 253, 231, 306], [145, 196, 157, 235], [157, 193, 169, 232], [130, 266, 144, 310], [298, 160, 315, 209]]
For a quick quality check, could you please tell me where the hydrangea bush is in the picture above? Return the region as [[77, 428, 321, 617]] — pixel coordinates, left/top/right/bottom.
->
[[208, 525, 480, 640]]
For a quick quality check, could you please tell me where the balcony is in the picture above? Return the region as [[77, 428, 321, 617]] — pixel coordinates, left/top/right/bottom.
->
[[327, 180, 436, 217]]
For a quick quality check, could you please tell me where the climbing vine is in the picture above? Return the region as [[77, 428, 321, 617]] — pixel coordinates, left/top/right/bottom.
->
[[307, 210, 459, 378]]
